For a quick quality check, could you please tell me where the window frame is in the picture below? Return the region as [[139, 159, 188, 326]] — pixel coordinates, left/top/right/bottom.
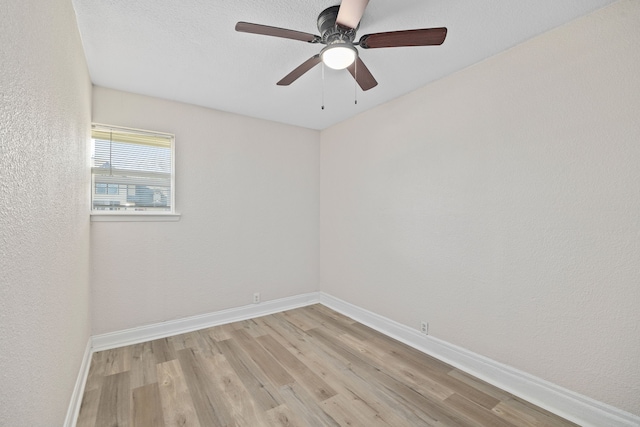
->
[[90, 123, 180, 222]]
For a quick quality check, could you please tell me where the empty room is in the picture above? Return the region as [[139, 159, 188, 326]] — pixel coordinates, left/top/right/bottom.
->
[[1, 0, 639, 426]]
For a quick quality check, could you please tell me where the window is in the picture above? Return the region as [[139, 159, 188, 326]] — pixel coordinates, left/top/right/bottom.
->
[[91, 124, 175, 213]]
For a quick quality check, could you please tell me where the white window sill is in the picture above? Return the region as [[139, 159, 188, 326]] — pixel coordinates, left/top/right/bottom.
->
[[90, 213, 181, 222]]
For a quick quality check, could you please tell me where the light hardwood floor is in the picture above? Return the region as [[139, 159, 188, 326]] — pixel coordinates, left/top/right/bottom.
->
[[77, 304, 578, 426]]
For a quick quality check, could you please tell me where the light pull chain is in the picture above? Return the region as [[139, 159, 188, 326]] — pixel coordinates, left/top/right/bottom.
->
[[321, 62, 325, 110], [354, 59, 358, 105]]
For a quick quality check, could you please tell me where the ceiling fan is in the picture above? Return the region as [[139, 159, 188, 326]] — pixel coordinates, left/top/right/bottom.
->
[[235, 0, 447, 91]]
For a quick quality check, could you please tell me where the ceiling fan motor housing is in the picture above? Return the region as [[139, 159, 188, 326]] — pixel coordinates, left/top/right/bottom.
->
[[318, 5, 357, 45]]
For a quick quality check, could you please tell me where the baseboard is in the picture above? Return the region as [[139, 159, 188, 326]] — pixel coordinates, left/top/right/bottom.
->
[[319, 292, 640, 427], [91, 292, 321, 352], [64, 338, 92, 427]]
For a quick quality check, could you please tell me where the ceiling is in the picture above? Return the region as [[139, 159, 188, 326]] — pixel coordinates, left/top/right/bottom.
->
[[71, 0, 617, 130]]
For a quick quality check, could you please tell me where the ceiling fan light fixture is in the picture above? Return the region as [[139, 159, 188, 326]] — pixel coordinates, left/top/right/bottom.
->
[[236, 0, 448, 91], [321, 44, 357, 70]]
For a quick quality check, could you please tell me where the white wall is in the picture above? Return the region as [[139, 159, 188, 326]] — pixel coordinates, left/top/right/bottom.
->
[[91, 87, 320, 334], [0, 0, 92, 425], [320, 0, 640, 416]]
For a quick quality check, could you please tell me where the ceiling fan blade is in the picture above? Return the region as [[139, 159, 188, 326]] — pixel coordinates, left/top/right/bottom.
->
[[336, 0, 370, 30], [235, 22, 320, 43], [359, 27, 447, 49], [277, 55, 322, 86], [347, 57, 378, 91]]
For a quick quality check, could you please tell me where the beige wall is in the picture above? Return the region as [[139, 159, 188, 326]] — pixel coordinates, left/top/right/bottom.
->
[[320, 0, 640, 416], [0, 0, 92, 425], [91, 87, 320, 334]]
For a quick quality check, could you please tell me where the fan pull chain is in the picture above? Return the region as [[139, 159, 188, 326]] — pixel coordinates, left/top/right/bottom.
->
[[354, 59, 358, 105], [321, 63, 325, 110]]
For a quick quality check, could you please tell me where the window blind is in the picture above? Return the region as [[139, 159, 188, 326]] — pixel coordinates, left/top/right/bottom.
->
[[91, 124, 174, 212]]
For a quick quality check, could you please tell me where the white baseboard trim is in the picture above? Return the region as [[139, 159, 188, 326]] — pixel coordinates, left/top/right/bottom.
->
[[319, 292, 640, 427], [91, 292, 321, 352], [64, 338, 92, 427]]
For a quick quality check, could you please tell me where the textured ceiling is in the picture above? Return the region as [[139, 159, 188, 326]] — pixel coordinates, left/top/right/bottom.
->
[[72, 0, 617, 130]]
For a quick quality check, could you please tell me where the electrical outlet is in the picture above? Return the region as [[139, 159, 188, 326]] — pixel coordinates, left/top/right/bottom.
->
[[253, 292, 260, 304], [420, 321, 428, 335]]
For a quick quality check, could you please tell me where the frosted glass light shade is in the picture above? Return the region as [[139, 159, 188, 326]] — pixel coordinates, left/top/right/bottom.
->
[[321, 45, 357, 70]]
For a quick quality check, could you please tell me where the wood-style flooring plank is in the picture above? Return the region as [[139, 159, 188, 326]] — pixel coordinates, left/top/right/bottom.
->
[[260, 310, 477, 426], [201, 324, 233, 342], [201, 352, 269, 426], [448, 368, 513, 401], [277, 383, 341, 427], [301, 304, 367, 340], [76, 388, 101, 427], [321, 394, 393, 427], [230, 318, 270, 338], [177, 348, 232, 426], [278, 309, 322, 331], [77, 304, 579, 427], [129, 341, 157, 389], [256, 314, 351, 386], [150, 338, 177, 364], [304, 326, 484, 426], [230, 328, 295, 387], [260, 315, 440, 426], [168, 331, 206, 352], [156, 359, 201, 427], [492, 398, 579, 427], [84, 352, 106, 392], [131, 383, 164, 427], [336, 331, 456, 401], [265, 403, 309, 427], [216, 338, 284, 412], [95, 371, 130, 427], [103, 347, 131, 376], [444, 392, 520, 427], [344, 322, 504, 411], [256, 333, 336, 402]]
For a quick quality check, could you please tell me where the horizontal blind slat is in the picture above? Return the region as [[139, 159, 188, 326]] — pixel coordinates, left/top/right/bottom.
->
[[92, 167, 171, 181], [91, 128, 172, 148]]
